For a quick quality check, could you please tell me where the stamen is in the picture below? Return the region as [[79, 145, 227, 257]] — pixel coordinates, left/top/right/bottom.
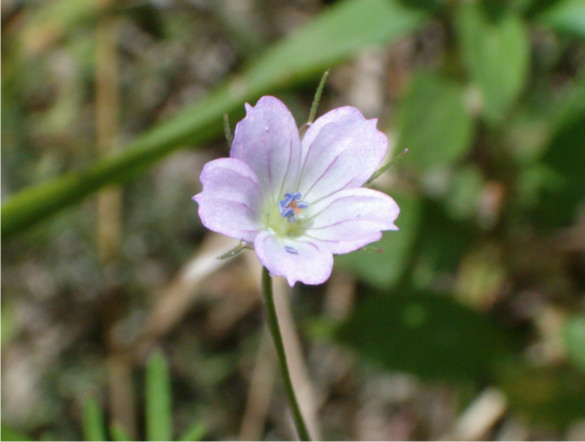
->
[[285, 245, 298, 254], [278, 192, 309, 223]]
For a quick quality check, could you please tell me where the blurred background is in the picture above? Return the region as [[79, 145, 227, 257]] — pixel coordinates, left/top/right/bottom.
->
[[2, 0, 585, 440]]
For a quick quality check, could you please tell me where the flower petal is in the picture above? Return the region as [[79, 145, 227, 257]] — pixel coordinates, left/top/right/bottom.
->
[[194, 158, 262, 242], [298, 107, 387, 202], [231, 96, 301, 202], [304, 188, 399, 254], [301, 106, 363, 150], [254, 231, 334, 286]]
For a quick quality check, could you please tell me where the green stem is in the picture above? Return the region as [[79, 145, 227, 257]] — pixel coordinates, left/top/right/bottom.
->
[[261, 267, 312, 441], [365, 148, 409, 185], [307, 69, 330, 124]]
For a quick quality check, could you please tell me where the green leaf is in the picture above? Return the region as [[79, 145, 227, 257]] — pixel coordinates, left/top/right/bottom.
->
[[146, 350, 172, 442], [457, 2, 529, 123], [1, 424, 31, 441], [415, 198, 475, 276], [336, 289, 516, 381], [445, 165, 484, 220], [396, 0, 445, 13], [397, 72, 474, 169], [536, 110, 585, 228], [536, 0, 585, 40], [178, 422, 206, 442], [2, 0, 427, 239], [498, 363, 585, 426], [564, 315, 585, 375], [542, 113, 585, 183], [335, 193, 421, 289], [83, 397, 107, 442]]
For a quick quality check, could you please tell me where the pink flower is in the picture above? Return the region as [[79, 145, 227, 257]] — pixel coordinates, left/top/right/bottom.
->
[[193, 96, 399, 286]]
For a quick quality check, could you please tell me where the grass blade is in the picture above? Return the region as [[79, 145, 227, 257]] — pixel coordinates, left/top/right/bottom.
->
[[1, 424, 32, 441], [146, 351, 172, 441], [83, 397, 107, 441]]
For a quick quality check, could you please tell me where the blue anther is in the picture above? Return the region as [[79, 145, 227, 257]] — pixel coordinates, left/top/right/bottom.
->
[[285, 245, 298, 254], [278, 200, 292, 216], [278, 192, 309, 223]]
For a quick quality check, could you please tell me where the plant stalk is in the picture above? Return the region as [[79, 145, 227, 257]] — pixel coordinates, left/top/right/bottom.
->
[[261, 267, 312, 441]]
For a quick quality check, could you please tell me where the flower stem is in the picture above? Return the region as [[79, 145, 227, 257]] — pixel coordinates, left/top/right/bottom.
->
[[222, 113, 233, 145], [307, 69, 330, 124], [366, 148, 409, 185], [261, 267, 312, 441]]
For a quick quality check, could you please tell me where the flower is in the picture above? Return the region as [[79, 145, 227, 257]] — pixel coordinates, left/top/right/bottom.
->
[[193, 96, 399, 286]]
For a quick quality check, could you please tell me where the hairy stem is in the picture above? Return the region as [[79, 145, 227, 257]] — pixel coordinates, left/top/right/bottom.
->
[[307, 69, 330, 124]]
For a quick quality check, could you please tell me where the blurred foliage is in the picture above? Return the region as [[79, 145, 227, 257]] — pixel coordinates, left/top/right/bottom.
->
[[336, 289, 517, 382], [457, 1, 530, 123], [397, 72, 474, 168], [537, 107, 585, 228], [564, 315, 585, 375], [0, 424, 31, 441], [2, 0, 585, 439], [79, 352, 205, 441], [536, 0, 585, 39], [498, 363, 585, 426]]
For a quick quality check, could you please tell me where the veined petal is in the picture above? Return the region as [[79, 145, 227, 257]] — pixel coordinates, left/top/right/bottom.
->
[[298, 107, 387, 202], [231, 96, 301, 202], [301, 106, 364, 150], [194, 158, 262, 242], [254, 231, 333, 286], [197, 157, 261, 205], [304, 188, 399, 254]]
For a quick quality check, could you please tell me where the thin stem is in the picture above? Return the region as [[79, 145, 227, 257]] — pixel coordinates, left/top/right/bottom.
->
[[307, 69, 330, 124], [223, 113, 233, 145], [217, 241, 247, 260], [365, 148, 409, 185], [261, 267, 312, 441]]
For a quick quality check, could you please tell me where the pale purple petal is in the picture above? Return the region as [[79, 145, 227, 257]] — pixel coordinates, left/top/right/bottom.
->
[[301, 106, 364, 150], [231, 96, 301, 201], [304, 188, 399, 254], [254, 231, 334, 286], [194, 158, 262, 242], [298, 107, 387, 202], [196, 157, 262, 206]]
